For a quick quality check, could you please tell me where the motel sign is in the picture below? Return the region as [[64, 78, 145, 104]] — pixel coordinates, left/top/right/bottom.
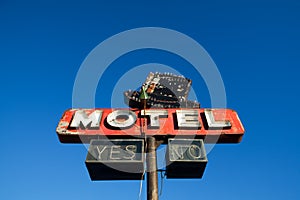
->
[[56, 108, 244, 143], [56, 71, 245, 200]]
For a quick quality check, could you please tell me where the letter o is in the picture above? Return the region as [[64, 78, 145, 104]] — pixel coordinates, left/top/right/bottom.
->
[[106, 110, 137, 128], [188, 145, 202, 159]]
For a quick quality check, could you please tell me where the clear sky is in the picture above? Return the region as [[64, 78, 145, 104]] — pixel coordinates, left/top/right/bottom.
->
[[0, 0, 299, 199]]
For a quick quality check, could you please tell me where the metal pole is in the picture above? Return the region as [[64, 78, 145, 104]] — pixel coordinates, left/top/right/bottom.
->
[[147, 136, 158, 200]]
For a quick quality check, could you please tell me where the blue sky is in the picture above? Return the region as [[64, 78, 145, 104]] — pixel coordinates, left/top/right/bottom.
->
[[0, 0, 299, 199]]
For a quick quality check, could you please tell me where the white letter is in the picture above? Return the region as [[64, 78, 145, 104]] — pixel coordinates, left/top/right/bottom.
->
[[140, 110, 168, 128], [110, 145, 121, 160], [106, 110, 136, 128], [95, 146, 107, 160], [124, 145, 137, 160], [70, 110, 102, 129], [176, 110, 201, 129], [188, 145, 201, 159], [204, 109, 231, 129], [169, 145, 185, 161]]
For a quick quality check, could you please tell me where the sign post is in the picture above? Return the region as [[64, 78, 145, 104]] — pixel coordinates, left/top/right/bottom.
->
[[140, 87, 159, 200], [146, 137, 159, 200]]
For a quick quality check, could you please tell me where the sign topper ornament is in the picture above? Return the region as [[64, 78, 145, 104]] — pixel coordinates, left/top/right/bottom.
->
[[56, 27, 245, 200]]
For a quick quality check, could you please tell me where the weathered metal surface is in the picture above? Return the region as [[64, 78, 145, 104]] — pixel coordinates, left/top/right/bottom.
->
[[56, 108, 244, 143], [85, 139, 144, 180], [124, 72, 200, 109], [166, 139, 207, 179]]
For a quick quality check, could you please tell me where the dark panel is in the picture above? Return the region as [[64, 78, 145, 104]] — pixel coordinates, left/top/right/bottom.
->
[[85, 139, 144, 181], [166, 139, 208, 179]]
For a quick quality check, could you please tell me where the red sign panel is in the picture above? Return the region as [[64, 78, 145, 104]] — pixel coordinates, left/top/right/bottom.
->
[[56, 108, 244, 143]]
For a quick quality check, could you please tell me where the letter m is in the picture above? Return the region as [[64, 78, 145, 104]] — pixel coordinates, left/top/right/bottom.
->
[[70, 110, 103, 129]]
